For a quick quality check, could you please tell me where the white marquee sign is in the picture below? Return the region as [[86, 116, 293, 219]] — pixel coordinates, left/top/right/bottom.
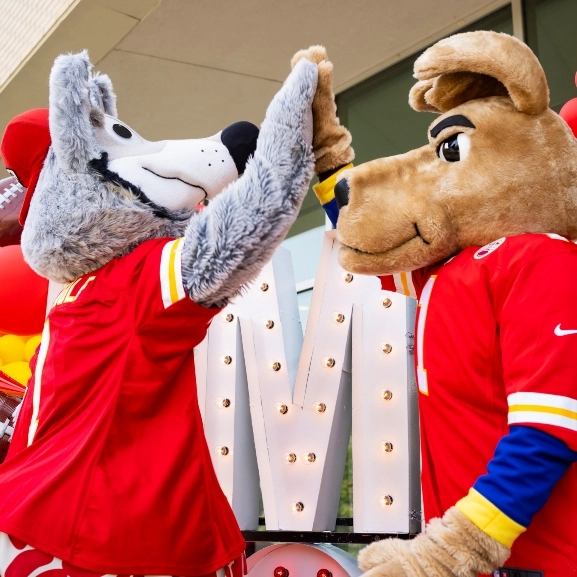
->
[[195, 232, 420, 534]]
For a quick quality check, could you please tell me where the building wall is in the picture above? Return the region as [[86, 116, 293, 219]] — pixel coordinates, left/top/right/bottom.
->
[[0, 0, 78, 89]]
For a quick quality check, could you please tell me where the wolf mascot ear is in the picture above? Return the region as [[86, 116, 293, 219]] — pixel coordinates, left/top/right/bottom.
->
[[49, 50, 113, 172]]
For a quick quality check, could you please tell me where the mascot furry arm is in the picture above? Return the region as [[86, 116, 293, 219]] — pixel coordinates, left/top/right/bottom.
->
[[305, 35, 577, 577], [22, 51, 318, 307]]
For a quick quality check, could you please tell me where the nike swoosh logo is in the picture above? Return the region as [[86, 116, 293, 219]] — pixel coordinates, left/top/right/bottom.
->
[[554, 324, 577, 336]]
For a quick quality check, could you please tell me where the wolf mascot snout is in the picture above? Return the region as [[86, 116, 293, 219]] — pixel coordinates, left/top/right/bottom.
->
[[0, 49, 326, 576]]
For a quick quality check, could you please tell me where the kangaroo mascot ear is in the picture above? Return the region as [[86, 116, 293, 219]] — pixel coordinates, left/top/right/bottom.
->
[[409, 31, 549, 114], [49, 50, 117, 173]]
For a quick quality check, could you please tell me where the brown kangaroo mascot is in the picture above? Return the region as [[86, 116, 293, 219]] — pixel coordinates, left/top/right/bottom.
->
[[297, 31, 577, 577]]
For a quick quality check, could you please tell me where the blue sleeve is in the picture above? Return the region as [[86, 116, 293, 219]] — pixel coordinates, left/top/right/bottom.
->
[[312, 164, 353, 228], [456, 425, 577, 547], [323, 198, 339, 228]]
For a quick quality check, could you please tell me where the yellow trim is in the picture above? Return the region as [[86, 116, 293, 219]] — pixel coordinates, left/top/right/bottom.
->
[[456, 488, 525, 548], [399, 272, 411, 297], [312, 163, 354, 205], [168, 239, 182, 304], [510, 404, 577, 420]]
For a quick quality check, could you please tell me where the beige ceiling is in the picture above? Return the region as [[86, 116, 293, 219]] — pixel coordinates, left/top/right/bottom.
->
[[0, 0, 508, 147]]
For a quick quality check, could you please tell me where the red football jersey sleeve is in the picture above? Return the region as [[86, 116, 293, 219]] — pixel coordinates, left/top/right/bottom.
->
[[497, 246, 577, 450], [103, 237, 192, 327]]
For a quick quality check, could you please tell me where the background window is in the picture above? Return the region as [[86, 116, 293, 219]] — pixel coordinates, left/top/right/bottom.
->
[[336, 6, 513, 165], [524, 0, 577, 111]]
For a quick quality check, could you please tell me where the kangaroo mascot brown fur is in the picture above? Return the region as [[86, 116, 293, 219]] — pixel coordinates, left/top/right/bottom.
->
[[297, 32, 577, 577]]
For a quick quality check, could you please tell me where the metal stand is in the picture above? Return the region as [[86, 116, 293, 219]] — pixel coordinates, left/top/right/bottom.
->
[[243, 518, 418, 545]]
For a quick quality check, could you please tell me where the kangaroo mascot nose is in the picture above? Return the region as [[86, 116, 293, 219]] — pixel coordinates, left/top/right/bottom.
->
[[220, 121, 259, 175], [334, 178, 350, 208]]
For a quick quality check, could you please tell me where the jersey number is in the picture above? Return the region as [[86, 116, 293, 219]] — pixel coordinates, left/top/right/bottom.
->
[[416, 275, 436, 396]]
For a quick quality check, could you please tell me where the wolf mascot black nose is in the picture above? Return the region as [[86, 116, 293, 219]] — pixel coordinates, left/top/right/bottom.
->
[[221, 121, 259, 175]]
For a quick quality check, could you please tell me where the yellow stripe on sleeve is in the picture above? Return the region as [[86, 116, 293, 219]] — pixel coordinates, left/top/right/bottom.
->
[[160, 239, 186, 308], [509, 404, 577, 421], [507, 392, 577, 431], [312, 163, 354, 205], [456, 488, 526, 548], [168, 238, 181, 305], [399, 272, 411, 297]]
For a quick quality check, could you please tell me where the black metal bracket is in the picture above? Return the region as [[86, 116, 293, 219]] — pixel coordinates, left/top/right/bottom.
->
[[242, 519, 418, 544], [242, 530, 417, 544]]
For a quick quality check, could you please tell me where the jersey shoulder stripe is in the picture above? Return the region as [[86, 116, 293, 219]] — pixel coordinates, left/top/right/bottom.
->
[[508, 392, 577, 433], [160, 238, 186, 308], [392, 272, 417, 299], [545, 233, 570, 242]]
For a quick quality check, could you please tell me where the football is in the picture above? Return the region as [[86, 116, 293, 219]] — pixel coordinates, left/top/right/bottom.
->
[[0, 176, 26, 247]]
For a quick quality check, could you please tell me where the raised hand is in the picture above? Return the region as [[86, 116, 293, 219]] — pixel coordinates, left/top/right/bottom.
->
[[181, 59, 318, 307], [291, 46, 354, 176]]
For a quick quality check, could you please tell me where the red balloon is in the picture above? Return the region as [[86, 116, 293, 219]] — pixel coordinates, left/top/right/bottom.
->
[[0, 245, 48, 335], [560, 97, 577, 138]]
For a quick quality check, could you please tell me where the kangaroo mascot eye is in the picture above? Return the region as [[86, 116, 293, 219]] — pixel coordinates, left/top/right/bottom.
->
[[437, 133, 470, 162]]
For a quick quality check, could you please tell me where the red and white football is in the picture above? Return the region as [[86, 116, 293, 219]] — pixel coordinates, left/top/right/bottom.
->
[[0, 176, 26, 247]]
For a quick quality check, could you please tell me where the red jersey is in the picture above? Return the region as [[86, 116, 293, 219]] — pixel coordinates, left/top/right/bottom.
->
[[0, 238, 245, 575], [382, 233, 577, 575]]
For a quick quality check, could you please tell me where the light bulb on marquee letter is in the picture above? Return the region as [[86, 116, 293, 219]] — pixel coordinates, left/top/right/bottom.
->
[[284, 452, 297, 464], [275, 403, 289, 415], [332, 312, 345, 324], [217, 446, 229, 456], [378, 441, 394, 453], [322, 356, 336, 368], [269, 360, 282, 371], [380, 389, 393, 401], [382, 297, 392, 308], [292, 502, 305, 512], [323, 356, 336, 368], [314, 402, 326, 413], [379, 494, 394, 506], [221, 355, 233, 365], [216, 398, 231, 408], [381, 343, 393, 354]]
